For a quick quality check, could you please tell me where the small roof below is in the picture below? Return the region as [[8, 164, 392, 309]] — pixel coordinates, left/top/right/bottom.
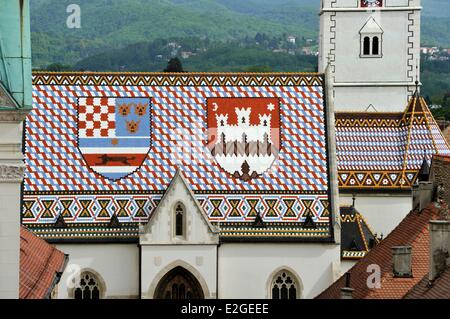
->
[[0, 81, 19, 109], [20, 226, 68, 299], [340, 206, 378, 260]]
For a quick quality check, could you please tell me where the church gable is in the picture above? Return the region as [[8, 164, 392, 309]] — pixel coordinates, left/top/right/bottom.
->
[[140, 170, 219, 245]]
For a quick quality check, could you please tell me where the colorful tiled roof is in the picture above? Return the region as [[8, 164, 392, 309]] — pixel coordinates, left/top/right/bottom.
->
[[23, 72, 334, 241], [20, 226, 68, 299], [316, 202, 440, 299], [340, 206, 378, 260], [335, 92, 450, 190]]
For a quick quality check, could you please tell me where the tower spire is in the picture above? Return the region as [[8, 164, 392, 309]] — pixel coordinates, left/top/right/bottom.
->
[[414, 60, 420, 97]]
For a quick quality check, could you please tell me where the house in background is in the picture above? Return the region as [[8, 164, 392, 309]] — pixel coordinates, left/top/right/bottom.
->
[[316, 154, 450, 299]]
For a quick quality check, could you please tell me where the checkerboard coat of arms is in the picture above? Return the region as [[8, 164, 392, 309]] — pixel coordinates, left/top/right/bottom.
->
[[207, 98, 280, 181], [78, 97, 151, 180]]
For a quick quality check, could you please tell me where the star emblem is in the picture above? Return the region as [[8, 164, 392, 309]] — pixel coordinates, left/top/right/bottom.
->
[[267, 103, 275, 111]]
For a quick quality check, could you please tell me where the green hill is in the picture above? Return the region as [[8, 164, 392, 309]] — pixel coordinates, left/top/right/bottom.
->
[[31, 0, 450, 67], [30, 0, 318, 67]]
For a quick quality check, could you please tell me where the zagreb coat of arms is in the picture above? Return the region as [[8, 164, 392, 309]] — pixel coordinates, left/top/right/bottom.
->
[[207, 98, 280, 181]]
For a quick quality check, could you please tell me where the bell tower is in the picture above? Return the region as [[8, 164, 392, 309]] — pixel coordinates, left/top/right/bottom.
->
[[319, 0, 421, 112], [0, 0, 32, 298]]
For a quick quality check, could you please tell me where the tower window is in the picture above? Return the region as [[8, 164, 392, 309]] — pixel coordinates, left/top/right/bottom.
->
[[363, 37, 371, 55], [359, 17, 383, 58], [372, 36, 379, 55]]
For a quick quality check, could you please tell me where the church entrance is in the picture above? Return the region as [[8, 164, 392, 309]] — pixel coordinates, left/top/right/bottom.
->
[[154, 266, 204, 299]]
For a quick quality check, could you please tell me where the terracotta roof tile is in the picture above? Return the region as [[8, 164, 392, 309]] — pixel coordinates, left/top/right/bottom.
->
[[404, 267, 450, 299], [316, 202, 440, 299], [19, 226, 68, 299]]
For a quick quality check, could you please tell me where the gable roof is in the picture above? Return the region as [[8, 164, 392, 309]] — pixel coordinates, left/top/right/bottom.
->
[[23, 72, 334, 242], [19, 226, 68, 299], [340, 206, 378, 260], [316, 202, 440, 299], [359, 17, 383, 34], [335, 92, 450, 190]]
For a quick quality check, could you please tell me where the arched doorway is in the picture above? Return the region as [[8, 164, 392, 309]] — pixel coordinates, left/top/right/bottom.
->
[[154, 266, 204, 299]]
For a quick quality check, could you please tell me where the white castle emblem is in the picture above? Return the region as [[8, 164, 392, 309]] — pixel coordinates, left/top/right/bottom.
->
[[211, 107, 278, 181], [215, 107, 273, 145]]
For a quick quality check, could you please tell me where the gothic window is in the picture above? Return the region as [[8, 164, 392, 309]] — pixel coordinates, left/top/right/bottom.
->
[[175, 203, 185, 237], [155, 266, 204, 299], [241, 117, 246, 124], [271, 270, 299, 299], [74, 272, 102, 300]]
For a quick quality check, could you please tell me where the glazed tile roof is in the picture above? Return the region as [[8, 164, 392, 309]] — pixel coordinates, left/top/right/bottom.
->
[[340, 206, 378, 260], [20, 226, 68, 299], [22, 72, 334, 241], [316, 202, 440, 299], [335, 92, 450, 190]]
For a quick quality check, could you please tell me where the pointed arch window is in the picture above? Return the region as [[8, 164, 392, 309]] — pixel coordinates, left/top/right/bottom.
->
[[271, 270, 299, 299], [74, 272, 102, 300], [175, 203, 185, 237]]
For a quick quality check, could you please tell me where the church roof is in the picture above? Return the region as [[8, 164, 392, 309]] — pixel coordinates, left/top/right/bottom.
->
[[340, 206, 378, 260], [335, 93, 450, 190], [22, 72, 334, 242], [20, 226, 68, 299]]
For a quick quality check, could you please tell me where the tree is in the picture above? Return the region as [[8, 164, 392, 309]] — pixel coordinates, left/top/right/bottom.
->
[[45, 63, 73, 71], [164, 57, 184, 72]]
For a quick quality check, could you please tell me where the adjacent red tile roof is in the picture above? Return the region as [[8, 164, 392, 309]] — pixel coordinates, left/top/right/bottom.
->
[[404, 267, 450, 299], [316, 202, 440, 299], [19, 226, 68, 299]]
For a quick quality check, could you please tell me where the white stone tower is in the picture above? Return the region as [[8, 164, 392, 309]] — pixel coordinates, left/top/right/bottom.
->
[[319, 0, 421, 112]]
